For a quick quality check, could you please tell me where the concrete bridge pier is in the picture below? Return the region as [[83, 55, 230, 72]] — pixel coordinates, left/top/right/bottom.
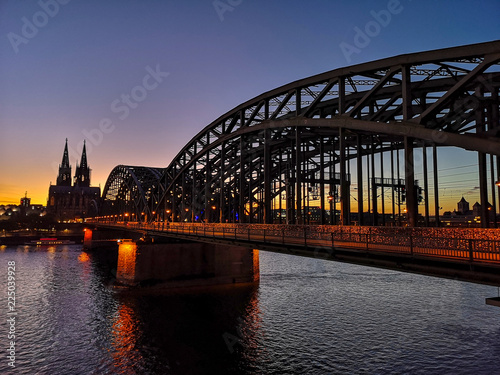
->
[[83, 228, 93, 249], [116, 239, 260, 288], [83, 227, 141, 251]]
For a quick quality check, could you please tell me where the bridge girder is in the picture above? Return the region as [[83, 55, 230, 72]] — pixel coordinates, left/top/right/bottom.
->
[[101, 165, 163, 219], [101, 41, 500, 227]]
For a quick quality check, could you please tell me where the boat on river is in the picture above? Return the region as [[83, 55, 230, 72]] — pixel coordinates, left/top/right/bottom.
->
[[24, 238, 76, 246]]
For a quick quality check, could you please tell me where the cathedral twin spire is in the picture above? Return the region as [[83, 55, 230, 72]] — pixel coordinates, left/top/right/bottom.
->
[[56, 138, 72, 186], [56, 139, 90, 187], [61, 138, 70, 169]]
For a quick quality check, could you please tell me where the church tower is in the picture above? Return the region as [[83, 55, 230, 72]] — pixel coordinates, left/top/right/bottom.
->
[[74, 140, 90, 187], [56, 138, 72, 186], [48, 139, 100, 221], [457, 197, 469, 214]]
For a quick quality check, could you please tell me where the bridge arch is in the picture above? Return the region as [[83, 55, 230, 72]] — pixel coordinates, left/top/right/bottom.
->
[[102, 41, 500, 227], [101, 165, 163, 220]]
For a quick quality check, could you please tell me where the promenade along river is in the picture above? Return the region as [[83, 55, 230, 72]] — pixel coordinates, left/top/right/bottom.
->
[[0, 244, 499, 374]]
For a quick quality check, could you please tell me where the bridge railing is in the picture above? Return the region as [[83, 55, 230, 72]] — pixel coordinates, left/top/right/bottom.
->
[[87, 219, 500, 263]]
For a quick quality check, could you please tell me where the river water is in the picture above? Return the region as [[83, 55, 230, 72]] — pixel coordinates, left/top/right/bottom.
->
[[0, 244, 499, 374]]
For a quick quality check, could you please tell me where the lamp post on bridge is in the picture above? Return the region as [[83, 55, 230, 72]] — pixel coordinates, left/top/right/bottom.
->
[[496, 181, 500, 228], [328, 192, 334, 225], [211, 205, 217, 223]]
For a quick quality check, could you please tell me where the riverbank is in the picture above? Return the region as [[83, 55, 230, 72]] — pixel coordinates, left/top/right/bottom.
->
[[0, 235, 84, 246], [0, 223, 85, 246]]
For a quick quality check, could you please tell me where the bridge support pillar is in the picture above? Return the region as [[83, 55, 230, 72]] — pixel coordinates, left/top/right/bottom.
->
[[83, 228, 93, 250], [405, 136, 417, 227], [478, 152, 490, 228], [340, 128, 350, 225], [116, 240, 259, 288]]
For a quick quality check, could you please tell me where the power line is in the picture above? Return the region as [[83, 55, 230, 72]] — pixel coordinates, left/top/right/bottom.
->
[[414, 163, 478, 176], [437, 172, 480, 179]]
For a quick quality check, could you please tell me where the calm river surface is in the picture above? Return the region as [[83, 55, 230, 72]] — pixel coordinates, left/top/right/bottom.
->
[[0, 244, 499, 374]]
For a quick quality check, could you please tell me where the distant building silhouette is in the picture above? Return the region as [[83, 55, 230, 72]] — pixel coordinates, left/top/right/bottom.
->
[[47, 139, 100, 221], [472, 201, 492, 218], [19, 191, 31, 216], [473, 202, 481, 217], [457, 197, 469, 214], [441, 197, 489, 226], [20, 191, 30, 208]]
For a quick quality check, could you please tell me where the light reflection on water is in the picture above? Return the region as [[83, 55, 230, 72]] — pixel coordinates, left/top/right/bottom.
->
[[0, 244, 499, 374]]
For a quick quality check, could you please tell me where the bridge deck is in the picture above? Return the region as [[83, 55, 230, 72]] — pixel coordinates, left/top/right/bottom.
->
[[87, 221, 500, 286]]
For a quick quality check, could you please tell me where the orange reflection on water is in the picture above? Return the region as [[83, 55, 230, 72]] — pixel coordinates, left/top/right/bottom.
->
[[243, 288, 262, 350], [78, 252, 90, 263], [252, 249, 260, 281], [111, 302, 142, 371], [47, 246, 56, 259], [78, 251, 92, 280]]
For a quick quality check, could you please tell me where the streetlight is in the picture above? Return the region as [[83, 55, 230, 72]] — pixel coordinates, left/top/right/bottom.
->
[[328, 192, 334, 225], [495, 180, 500, 187]]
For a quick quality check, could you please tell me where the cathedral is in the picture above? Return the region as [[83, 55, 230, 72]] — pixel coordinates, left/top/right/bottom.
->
[[47, 139, 101, 221]]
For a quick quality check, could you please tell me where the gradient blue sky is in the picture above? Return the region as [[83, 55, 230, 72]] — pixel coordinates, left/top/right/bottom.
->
[[1, 0, 499, 209]]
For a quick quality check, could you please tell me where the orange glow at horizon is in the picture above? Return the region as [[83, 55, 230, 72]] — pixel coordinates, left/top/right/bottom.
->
[[270, 195, 472, 217], [0, 140, 486, 214]]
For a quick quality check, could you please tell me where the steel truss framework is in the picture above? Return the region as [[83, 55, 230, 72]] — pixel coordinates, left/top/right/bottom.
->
[[101, 166, 163, 220], [101, 41, 500, 227]]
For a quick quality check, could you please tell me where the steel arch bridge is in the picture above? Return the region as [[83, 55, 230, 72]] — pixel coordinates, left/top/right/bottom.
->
[[101, 41, 500, 228], [101, 165, 163, 221]]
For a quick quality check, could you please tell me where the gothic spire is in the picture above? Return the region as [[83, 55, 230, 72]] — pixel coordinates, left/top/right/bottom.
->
[[61, 138, 70, 168], [80, 140, 88, 170], [74, 140, 90, 187], [56, 138, 72, 186]]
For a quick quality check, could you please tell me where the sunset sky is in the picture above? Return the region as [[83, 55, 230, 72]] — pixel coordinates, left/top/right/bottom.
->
[[1, 0, 499, 211]]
